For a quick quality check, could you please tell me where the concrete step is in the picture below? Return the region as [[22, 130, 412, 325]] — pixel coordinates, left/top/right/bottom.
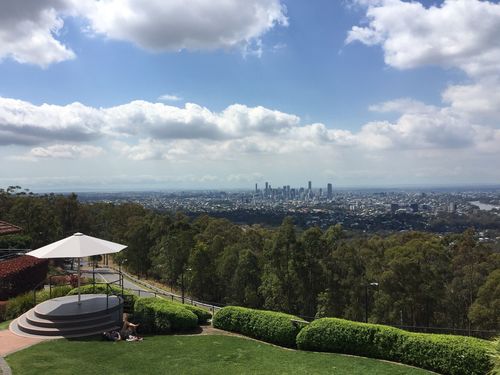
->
[[16, 311, 119, 337], [9, 319, 120, 339], [25, 309, 116, 329]]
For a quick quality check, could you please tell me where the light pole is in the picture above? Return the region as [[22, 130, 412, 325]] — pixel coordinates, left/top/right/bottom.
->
[[365, 282, 379, 323], [181, 267, 192, 304]]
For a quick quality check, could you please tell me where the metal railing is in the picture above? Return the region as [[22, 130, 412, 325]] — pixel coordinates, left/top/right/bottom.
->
[[0, 249, 29, 261]]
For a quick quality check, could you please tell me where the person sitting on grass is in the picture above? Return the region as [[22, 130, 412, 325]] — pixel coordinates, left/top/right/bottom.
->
[[121, 313, 142, 341]]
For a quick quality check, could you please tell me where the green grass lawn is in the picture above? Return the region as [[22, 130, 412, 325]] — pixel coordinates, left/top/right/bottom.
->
[[7, 334, 432, 375], [0, 320, 11, 330]]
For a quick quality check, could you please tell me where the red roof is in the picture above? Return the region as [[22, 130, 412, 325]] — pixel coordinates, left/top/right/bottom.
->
[[0, 221, 22, 235]]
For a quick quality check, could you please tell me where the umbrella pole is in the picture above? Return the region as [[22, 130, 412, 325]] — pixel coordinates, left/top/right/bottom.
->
[[77, 257, 81, 305]]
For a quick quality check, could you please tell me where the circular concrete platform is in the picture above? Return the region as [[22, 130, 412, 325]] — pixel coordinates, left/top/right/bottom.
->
[[34, 294, 121, 319], [10, 294, 123, 339]]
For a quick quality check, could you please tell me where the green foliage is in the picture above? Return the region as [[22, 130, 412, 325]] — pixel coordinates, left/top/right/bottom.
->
[[491, 337, 500, 375], [1, 188, 499, 335], [4, 285, 72, 320], [296, 318, 494, 375], [0, 234, 31, 249], [469, 269, 500, 330], [259, 217, 301, 313], [175, 303, 212, 324], [212, 306, 305, 348], [133, 297, 198, 333]]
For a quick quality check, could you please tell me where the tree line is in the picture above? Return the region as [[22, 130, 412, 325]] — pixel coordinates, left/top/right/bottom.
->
[[1, 186, 498, 331]]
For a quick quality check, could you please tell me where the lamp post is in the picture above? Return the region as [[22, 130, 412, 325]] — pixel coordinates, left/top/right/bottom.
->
[[365, 282, 379, 323], [181, 267, 192, 304]]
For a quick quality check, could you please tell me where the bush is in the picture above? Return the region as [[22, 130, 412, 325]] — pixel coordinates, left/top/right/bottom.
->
[[296, 318, 493, 375], [213, 306, 305, 348], [0, 256, 49, 299], [491, 337, 500, 375], [134, 297, 198, 333], [4, 285, 73, 320], [0, 301, 7, 321], [167, 300, 212, 324]]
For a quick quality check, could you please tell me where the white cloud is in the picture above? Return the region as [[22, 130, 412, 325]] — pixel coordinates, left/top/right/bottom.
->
[[0, 97, 102, 145], [346, 0, 500, 77], [442, 78, 500, 122], [0, 1, 75, 67], [3, 96, 499, 158], [29, 144, 104, 159], [0, 0, 287, 67], [158, 94, 183, 102], [77, 0, 287, 52]]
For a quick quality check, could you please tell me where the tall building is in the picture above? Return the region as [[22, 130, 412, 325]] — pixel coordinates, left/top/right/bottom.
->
[[449, 202, 457, 213], [308, 181, 312, 190], [255, 183, 258, 193], [327, 183, 333, 199]]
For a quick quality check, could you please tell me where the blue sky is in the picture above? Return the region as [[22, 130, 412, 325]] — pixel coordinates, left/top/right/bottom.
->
[[0, 0, 499, 191]]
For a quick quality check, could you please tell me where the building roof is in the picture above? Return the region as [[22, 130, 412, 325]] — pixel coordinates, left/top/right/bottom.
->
[[0, 221, 22, 235]]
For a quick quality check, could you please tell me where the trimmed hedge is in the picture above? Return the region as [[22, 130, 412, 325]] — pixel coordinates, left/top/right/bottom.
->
[[0, 256, 49, 299], [296, 318, 493, 375], [212, 306, 305, 348], [169, 300, 212, 324], [133, 297, 198, 333]]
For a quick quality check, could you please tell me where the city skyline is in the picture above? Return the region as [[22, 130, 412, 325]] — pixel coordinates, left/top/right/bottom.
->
[[1, 0, 500, 191]]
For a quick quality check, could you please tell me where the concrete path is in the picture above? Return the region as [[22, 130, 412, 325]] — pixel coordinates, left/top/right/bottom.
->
[[81, 268, 157, 298], [0, 329, 44, 357]]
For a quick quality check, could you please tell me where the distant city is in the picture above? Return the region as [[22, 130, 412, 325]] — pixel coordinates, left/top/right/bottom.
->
[[75, 182, 500, 237]]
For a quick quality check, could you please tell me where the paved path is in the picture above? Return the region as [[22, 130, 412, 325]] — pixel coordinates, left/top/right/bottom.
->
[[82, 267, 157, 298], [0, 328, 44, 356]]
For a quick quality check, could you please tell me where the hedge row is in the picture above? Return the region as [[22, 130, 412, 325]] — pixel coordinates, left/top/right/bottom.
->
[[0, 256, 49, 300], [133, 297, 198, 333], [169, 301, 212, 325], [296, 318, 493, 375], [212, 306, 305, 348]]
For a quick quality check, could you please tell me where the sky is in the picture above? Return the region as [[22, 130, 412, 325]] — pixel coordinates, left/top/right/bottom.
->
[[0, 0, 499, 191]]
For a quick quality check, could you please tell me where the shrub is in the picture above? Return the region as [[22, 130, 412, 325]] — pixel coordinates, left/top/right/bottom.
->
[[4, 285, 73, 320], [167, 300, 212, 324], [0, 301, 7, 321], [213, 306, 305, 348], [491, 337, 500, 375], [134, 297, 198, 333], [0, 256, 48, 299], [296, 318, 493, 375]]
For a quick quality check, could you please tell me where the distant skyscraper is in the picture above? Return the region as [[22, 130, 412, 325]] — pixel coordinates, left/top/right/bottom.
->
[[449, 202, 457, 213], [255, 183, 258, 193], [308, 181, 312, 190], [265, 182, 269, 194], [327, 183, 333, 199]]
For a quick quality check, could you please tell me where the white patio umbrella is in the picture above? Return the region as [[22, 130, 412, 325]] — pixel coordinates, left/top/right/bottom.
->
[[27, 233, 127, 304]]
